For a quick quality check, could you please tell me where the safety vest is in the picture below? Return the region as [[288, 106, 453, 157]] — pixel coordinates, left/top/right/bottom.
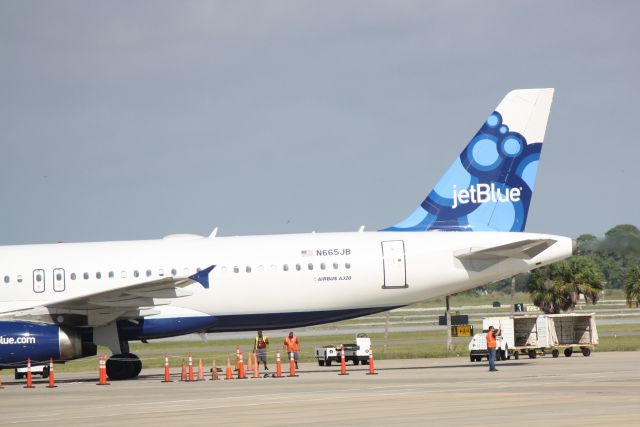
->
[[255, 336, 269, 349], [284, 336, 299, 352], [486, 330, 497, 349]]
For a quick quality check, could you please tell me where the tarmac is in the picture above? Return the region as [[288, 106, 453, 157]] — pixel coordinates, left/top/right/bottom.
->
[[0, 351, 638, 426]]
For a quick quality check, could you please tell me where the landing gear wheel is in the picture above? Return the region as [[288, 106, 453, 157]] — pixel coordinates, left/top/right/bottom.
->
[[581, 347, 591, 357], [106, 353, 142, 380], [552, 349, 559, 358], [528, 350, 537, 359], [564, 348, 573, 357], [513, 352, 520, 360]]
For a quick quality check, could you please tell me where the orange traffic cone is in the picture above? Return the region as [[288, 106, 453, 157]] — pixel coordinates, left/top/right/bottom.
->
[[275, 352, 283, 378], [235, 345, 240, 371], [338, 347, 348, 376], [180, 358, 187, 381], [366, 349, 378, 375], [211, 359, 219, 381], [252, 353, 260, 379], [47, 357, 57, 388], [162, 353, 173, 382], [97, 355, 110, 385], [225, 358, 233, 380], [237, 353, 246, 379], [197, 359, 204, 381], [24, 357, 35, 388], [288, 353, 298, 377], [188, 352, 194, 381]]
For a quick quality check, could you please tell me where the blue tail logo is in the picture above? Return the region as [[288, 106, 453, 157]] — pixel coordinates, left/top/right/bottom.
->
[[384, 89, 554, 232]]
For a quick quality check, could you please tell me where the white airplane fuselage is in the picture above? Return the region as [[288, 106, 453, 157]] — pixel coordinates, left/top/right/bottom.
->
[[0, 231, 573, 338]]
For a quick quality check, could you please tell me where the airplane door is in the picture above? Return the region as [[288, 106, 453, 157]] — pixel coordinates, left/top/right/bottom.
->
[[381, 240, 407, 288], [33, 269, 45, 293], [53, 268, 66, 292]]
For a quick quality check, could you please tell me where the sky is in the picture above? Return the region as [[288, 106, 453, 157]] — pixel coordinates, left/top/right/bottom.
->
[[1, 1, 639, 245]]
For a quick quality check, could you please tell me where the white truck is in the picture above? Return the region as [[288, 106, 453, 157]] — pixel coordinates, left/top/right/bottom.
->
[[15, 364, 50, 379], [315, 334, 372, 366], [469, 313, 598, 361]]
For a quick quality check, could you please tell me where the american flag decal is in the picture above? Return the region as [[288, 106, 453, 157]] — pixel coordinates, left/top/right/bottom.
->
[[301, 249, 313, 257]]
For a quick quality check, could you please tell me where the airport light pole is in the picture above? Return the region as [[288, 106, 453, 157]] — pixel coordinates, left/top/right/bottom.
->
[[446, 295, 452, 351]]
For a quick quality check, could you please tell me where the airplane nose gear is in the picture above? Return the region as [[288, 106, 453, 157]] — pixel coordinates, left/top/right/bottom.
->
[[106, 353, 142, 380]]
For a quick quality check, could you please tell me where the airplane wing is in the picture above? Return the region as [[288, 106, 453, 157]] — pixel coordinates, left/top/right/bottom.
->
[[455, 239, 557, 271], [0, 265, 215, 326]]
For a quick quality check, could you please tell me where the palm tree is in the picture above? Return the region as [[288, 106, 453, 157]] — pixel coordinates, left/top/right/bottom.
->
[[527, 256, 604, 314], [623, 265, 640, 307]]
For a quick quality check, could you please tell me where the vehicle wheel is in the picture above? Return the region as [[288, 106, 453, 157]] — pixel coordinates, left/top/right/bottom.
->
[[581, 347, 591, 357], [362, 359, 369, 365], [470, 355, 475, 362], [552, 349, 559, 358], [528, 350, 537, 359], [564, 348, 573, 357], [107, 353, 141, 380], [42, 366, 50, 378], [513, 352, 519, 360], [318, 360, 325, 366], [326, 360, 332, 367], [15, 371, 23, 380], [353, 359, 359, 366]]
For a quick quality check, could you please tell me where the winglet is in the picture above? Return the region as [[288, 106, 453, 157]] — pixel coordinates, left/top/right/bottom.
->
[[189, 265, 216, 289]]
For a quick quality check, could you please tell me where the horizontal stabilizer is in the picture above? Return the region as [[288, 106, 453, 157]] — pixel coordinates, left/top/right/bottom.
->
[[455, 239, 557, 271]]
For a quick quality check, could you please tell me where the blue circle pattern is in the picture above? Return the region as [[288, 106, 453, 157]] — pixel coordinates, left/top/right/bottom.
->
[[385, 111, 542, 232]]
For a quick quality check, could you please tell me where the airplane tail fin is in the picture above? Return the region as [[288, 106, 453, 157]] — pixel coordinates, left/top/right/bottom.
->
[[384, 88, 554, 232]]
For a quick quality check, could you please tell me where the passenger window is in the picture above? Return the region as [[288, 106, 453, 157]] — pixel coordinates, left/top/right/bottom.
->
[[3, 276, 9, 284], [83, 272, 89, 280], [55, 273, 62, 281], [158, 269, 165, 277], [70, 273, 76, 280], [96, 272, 101, 279], [308, 263, 313, 271], [320, 263, 326, 270], [108, 271, 114, 279], [146, 269, 152, 277], [17, 275, 23, 283], [296, 264, 301, 271], [134, 270, 140, 278], [196, 267, 202, 273], [283, 264, 289, 271], [333, 262, 339, 269], [233, 266, 239, 273], [345, 263, 351, 269], [36, 274, 42, 282], [246, 266, 252, 273], [171, 268, 177, 276]]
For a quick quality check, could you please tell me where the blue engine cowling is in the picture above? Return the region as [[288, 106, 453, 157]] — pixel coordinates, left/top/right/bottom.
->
[[0, 321, 96, 367]]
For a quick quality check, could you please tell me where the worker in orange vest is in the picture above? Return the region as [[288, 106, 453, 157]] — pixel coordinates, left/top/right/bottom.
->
[[283, 331, 300, 369], [486, 325, 500, 372]]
